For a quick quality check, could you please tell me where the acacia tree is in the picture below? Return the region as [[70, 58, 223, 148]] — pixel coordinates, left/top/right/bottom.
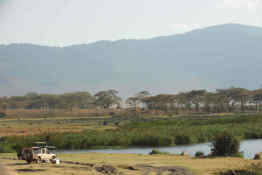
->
[[216, 88, 249, 112], [216, 88, 235, 112], [234, 88, 249, 112], [1, 103, 8, 112], [126, 97, 139, 108], [142, 94, 177, 112], [25, 92, 39, 99], [62, 92, 95, 109], [126, 91, 151, 108], [203, 92, 216, 113], [95, 89, 122, 108], [176, 92, 190, 113], [187, 90, 206, 112], [250, 89, 262, 112], [136, 91, 151, 99]]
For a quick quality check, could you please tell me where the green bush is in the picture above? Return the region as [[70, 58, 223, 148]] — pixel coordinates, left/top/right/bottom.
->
[[254, 153, 262, 160], [211, 132, 240, 157], [4, 114, 262, 150], [0, 112, 6, 118], [0, 142, 14, 153], [195, 151, 204, 157], [149, 149, 169, 155]]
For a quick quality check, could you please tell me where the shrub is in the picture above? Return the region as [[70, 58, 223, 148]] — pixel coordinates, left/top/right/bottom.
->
[[219, 170, 261, 175], [219, 164, 262, 175], [254, 153, 262, 160], [0, 112, 6, 118], [244, 132, 261, 139], [195, 151, 204, 158], [211, 132, 240, 157], [0, 142, 14, 153], [149, 149, 169, 155], [234, 151, 244, 158]]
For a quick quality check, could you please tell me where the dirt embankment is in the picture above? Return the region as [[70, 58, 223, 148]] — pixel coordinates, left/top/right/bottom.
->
[[61, 160, 194, 175], [1, 157, 194, 175], [0, 162, 17, 175], [119, 164, 194, 175], [0, 163, 8, 175]]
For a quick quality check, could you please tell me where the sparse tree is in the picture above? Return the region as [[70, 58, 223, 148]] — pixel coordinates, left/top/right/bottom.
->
[[187, 90, 206, 112], [95, 89, 122, 108], [126, 91, 151, 108]]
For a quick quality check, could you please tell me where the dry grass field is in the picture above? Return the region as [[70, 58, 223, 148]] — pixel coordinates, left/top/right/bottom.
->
[[0, 116, 115, 137], [5, 108, 124, 118], [0, 153, 259, 175], [0, 108, 142, 136], [0, 108, 168, 137]]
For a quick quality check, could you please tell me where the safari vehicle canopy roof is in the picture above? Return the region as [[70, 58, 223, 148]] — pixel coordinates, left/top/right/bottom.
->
[[31, 147, 41, 149], [33, 142, 56, 149]]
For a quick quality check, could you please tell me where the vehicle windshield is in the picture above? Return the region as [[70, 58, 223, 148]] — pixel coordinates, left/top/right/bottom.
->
[[33, 148, 41, 154]]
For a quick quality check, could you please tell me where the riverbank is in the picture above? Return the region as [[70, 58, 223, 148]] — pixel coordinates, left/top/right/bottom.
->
[[59, 138, 262, 159], [0, 152, 258, 175]]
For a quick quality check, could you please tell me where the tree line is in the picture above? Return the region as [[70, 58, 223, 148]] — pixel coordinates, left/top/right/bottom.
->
[[1, 87, 262, 114], [135, 88, 262, 113], [0, 90, 121, 111]]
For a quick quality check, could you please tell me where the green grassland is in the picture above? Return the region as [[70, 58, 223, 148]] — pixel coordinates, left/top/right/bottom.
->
[[2, 113, 262, 151]]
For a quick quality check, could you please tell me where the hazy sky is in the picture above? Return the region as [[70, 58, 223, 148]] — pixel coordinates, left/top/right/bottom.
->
[[1, 0, 262, 46]]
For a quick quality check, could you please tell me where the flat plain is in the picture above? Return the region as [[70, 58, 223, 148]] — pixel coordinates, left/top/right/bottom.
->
[[0, 153, 258, 175]]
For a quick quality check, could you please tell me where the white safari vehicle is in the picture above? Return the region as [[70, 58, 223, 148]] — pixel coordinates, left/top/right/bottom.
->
[[20, 142, 59, 164]]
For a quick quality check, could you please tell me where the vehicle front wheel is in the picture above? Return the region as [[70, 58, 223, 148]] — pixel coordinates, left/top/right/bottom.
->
[[36, 157, 41, 164]]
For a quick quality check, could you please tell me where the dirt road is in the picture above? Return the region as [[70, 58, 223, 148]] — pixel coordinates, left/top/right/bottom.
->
[[0, 162, 9, 175]]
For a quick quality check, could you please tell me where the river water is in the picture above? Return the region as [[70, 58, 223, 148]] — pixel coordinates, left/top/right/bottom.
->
[[61, 139, 262, 159]]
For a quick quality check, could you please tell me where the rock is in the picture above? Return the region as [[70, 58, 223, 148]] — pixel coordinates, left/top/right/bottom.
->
[[95, 165, 118, 174]]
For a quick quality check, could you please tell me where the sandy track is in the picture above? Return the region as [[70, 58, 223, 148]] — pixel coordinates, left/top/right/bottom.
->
[[0, 162, 9, 175]]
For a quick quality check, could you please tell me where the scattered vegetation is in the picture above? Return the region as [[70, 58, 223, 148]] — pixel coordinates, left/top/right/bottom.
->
[[254, 153, 262, 160], [1, 115, 262, 152], [0, 152, 255, 175], [195, 151, 204, 158], [0, 142, 15, 153], [149, 149, 169, 155], [211, 132, 240, 157], [219, 164, 262, 175], [1, 113, 262, 152], [0, 112, 6, 118]]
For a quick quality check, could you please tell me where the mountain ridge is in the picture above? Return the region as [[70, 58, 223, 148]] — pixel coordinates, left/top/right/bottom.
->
[[3, 23, 262, 48], [1, 23, 262, 97]]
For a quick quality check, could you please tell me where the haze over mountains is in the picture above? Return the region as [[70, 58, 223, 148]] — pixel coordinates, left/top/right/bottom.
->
[[1, 23, 262, 97]]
